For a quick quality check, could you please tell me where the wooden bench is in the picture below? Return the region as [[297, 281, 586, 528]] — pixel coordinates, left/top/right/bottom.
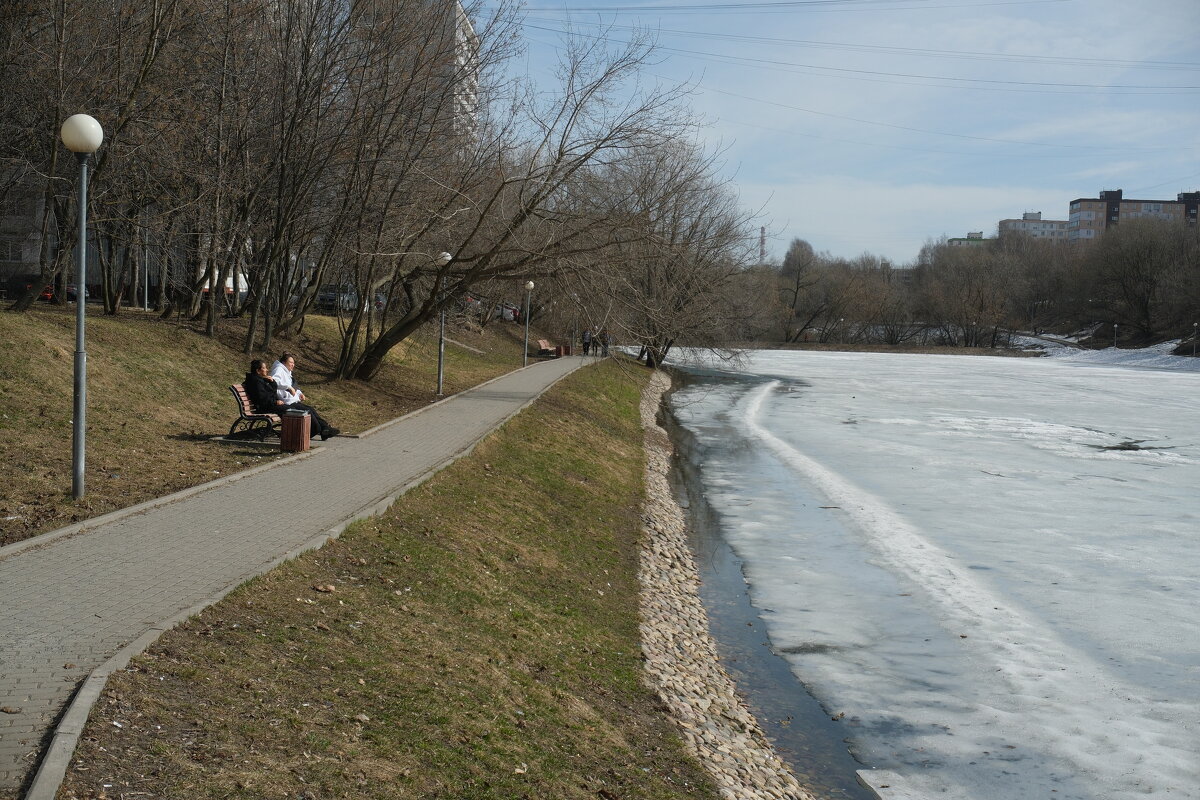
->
[[536, 339, 557, 357], [228, 383, 281, 440]]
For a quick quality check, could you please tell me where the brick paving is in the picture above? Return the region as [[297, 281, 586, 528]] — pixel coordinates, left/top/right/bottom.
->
[[0, 356, 584, 797]]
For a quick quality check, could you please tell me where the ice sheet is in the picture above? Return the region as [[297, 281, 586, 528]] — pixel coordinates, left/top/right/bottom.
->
[[669, 346, 1200, 799]]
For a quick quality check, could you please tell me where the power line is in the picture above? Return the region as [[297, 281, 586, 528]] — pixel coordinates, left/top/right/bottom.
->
[[713, 116, 1147, 159], [522, 0, 1070, 13], [523, 17, 1200, 72], [520, 28, 1193, 151], [1127, 170, 1200, 194], [672, 78, 1191, 151], [523, 22, 1200, 93]]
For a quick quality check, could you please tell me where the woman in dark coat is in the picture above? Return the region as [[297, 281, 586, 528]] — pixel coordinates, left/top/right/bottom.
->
[[244, 359, 282, 413]]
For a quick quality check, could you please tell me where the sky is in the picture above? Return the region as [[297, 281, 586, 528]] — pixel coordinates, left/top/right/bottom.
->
[[507, 0, 1200, 265]]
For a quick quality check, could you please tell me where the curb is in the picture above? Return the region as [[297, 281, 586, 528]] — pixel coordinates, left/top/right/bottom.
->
[[21, 356, 587, 800]]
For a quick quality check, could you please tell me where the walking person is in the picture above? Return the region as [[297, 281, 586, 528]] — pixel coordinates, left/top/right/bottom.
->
[[600, 329, 611, 357], [582, 328, 592, 356]]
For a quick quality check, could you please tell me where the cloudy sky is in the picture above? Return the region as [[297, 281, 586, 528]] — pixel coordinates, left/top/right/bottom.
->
[[510, 0, 1200, 265]]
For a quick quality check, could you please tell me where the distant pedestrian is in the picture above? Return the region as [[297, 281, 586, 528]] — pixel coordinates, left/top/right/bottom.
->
[[582, 328, 592, 355], [600, 329, 611, 357]]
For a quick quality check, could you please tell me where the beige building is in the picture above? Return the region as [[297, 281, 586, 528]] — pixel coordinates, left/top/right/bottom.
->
[[1068, 189, 1200, 242], [947, 231, 989, 247], [999, 211, 1069, 240]]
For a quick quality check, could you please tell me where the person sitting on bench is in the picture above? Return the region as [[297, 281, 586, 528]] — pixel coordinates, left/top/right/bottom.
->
[[244, 359, 340, 440], [270, 351, 308, 405]]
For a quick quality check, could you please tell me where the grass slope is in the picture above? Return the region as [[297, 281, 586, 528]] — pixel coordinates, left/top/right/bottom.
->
[[57, 360, 717, 800], [0, 308, 524, 546]]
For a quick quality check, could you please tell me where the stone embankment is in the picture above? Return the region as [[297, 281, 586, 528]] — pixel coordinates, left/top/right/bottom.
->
[[638, 370, 820, 800]]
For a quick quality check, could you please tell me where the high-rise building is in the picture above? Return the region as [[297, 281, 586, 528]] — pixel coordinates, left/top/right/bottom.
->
[[0, 184, 49, 298], [1068, 189, 1200, 242], [451, 1, 479, 136]]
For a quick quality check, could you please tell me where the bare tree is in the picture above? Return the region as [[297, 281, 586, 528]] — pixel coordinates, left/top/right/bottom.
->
[[1083, 217, 1198, 339], [912, 242, 1015, 346], [343, 22, 694, 379], [581, 136, 758, 368]]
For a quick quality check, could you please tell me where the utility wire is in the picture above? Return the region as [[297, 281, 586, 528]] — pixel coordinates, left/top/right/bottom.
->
[[521, 0, 1070, 14], [522, 22, 1200, 92], [520, 28, 1192, 151], [1126, 170, 1200, 194], [686, 80, 1189, 150], [714, 116, 1153, 159], [522, 17, 1200, 72]]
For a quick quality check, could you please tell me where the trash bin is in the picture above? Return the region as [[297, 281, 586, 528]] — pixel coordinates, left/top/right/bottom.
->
[[561, 345, 572, 356], [281, 408, 310, 452]]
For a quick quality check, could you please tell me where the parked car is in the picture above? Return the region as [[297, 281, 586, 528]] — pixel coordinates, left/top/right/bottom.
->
[[315, 285, 389, 313], [315, 285, 358, 312], [35, 283, 88, 302]]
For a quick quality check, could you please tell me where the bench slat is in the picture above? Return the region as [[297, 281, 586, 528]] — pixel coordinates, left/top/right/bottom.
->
[[228, 383, 282, 439]]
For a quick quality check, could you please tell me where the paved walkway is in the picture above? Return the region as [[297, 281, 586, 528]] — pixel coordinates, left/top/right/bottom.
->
[[0, 356, 585, 798]]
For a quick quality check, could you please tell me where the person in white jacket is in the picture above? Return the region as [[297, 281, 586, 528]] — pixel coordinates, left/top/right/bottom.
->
[[270, 353, 306, 405], [269, 352, 340, 440]]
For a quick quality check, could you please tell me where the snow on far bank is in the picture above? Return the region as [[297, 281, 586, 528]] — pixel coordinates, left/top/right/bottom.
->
[[1014, 337, 1200, 371]]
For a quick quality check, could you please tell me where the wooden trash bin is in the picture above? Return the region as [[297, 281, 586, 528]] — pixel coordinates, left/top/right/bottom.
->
[[281, 409, 311, 452]]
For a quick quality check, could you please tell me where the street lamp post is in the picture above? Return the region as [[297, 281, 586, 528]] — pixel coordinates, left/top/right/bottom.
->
[[60, 114, 104, 500], [433, 251, 453, 397], [1193, 322, 1198, 357], [523, 281, 534, 366], [143, 238, 150, 311], [1113, 323, 1119, 349]]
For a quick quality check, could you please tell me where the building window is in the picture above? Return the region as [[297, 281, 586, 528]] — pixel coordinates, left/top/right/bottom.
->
[[0, 237, 24, 263]]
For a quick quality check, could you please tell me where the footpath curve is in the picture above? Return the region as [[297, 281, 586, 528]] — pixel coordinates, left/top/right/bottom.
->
[[0, 356, 585, 800]]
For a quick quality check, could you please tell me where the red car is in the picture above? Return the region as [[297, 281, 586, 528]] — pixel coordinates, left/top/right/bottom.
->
[[34, 284, 88, 302]]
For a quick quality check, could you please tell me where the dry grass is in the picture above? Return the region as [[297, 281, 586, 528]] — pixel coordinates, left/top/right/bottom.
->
[[57, 360, 719, 800], [0, 307, 526, 546]]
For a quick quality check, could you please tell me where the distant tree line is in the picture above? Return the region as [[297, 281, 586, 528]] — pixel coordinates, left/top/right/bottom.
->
[[747, 219, 1200, 350]]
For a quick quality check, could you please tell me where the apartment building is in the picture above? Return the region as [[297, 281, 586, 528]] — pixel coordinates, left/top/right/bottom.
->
[[1068, 189, 1200, 242], [947, 231, 989, 247], [999, 211, 1069, 240], [0, 181, 50, 298], [452, 0, 479, 136]]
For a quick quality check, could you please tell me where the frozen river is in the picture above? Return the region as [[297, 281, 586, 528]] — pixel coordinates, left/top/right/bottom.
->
[[668, 345, 1200, 800]]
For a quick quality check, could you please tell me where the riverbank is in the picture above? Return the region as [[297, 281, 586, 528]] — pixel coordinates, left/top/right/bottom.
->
[[661, 380, 876, 800], [638, 370, 819, 800]]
